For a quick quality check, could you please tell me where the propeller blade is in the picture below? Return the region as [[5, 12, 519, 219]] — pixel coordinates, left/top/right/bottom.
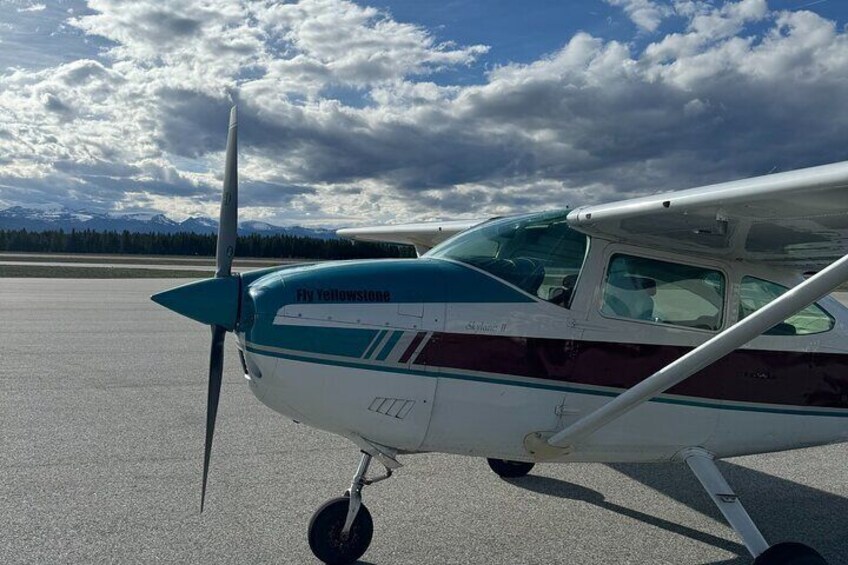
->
[[201, 106, 239, 512], [201, 324, 226, 512], [215, 106, 238, 278]]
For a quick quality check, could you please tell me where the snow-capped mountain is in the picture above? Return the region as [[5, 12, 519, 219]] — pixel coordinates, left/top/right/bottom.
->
[[0, 206, 338, 239], [179, 216, 220, 233]]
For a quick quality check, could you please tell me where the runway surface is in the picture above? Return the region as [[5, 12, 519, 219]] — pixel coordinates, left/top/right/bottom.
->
[[0, 260, 219, 271], [1, 278, 846, 565], [0, 252, 288, 272]]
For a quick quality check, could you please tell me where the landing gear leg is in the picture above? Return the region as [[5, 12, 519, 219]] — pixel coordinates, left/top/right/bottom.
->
[[308, 452, 393, 565], [682, 448, 827, 565]]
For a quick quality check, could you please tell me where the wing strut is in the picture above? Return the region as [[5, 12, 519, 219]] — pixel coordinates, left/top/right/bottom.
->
[[531, 252, 848, 455]]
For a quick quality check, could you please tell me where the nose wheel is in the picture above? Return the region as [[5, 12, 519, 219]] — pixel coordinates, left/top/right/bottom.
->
[[308, 452, 392, 565], [308, 497, 373, 565]]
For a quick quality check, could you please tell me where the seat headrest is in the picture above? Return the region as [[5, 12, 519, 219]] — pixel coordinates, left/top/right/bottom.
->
[[608, 275, 655, 292]]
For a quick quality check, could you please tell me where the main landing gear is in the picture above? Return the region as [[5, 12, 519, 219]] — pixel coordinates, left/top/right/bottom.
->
[[487, 458, 535, 478], [682, 448, 828, 565], [308, 452, 392, 565]]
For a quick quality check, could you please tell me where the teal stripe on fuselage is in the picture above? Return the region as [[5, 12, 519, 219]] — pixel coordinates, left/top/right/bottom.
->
[[375, 331, 403, 361], [250, 325, 379, 358], [364, 330, 387, 359], [244, 342, 848, 419]]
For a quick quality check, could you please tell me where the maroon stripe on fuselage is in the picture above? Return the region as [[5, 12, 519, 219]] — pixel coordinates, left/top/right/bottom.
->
[[414, 333, 848, 409], [398, 332, 427, 364]]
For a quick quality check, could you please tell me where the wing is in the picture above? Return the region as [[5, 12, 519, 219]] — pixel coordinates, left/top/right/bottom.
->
[[337, 219, 488, 255], [568, 161, 848, 270]]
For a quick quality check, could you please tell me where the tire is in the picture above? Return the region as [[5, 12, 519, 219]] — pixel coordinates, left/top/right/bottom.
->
[[308, 497, 374, 565], [754, 542, 828, 565], [487, 458, 535, 478]]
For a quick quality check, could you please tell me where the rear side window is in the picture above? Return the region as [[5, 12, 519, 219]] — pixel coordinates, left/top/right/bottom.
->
[[739, 276, 834, 336], [602, 254, 725, 330]]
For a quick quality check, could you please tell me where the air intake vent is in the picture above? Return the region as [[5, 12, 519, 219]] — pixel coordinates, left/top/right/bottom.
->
[[368, 397, 415, 419], [238, 349, 249, 376]]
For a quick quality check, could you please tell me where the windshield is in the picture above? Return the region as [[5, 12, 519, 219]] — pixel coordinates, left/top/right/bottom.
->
[[426, 211, 588, 304]]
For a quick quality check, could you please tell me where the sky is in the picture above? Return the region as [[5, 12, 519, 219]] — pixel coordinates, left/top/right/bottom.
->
[[0, 0, 847, 227]]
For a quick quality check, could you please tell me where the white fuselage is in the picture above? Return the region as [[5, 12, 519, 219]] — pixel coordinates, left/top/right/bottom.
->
[[238, 237, 848, 463]]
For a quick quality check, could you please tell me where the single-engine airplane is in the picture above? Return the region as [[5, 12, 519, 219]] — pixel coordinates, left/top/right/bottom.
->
[[153, 107, 848, 564]]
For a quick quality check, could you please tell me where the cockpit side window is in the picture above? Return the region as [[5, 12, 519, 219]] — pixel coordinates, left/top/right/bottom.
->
[[426, 211, 588, 306], [739, 276, 834, 336], [602, 254, 726, 330]]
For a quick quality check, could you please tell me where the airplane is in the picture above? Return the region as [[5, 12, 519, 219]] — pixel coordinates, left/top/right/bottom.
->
[[152, 107, 848, 565]]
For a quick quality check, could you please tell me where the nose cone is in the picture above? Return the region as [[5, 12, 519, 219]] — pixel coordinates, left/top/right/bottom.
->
[[151, 276, 241, 330]]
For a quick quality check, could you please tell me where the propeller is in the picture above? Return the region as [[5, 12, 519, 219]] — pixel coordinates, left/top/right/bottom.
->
[[201, 105, 238, 512], [216, 106, 238, 279]]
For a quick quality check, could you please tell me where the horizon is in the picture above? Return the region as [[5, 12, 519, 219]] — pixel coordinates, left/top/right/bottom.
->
[[0, 203, 341, 230]]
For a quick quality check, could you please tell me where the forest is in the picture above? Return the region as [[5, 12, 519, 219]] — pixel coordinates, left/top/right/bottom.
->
[[0, 229, 415, 260]]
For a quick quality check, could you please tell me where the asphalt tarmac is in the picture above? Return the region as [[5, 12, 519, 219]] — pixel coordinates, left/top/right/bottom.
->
[[0, 252, 289, 272], [1, 278, 846, 565]]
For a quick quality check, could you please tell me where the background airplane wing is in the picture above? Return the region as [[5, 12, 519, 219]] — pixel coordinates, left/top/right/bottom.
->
[[568, 161, 848, 270], [338, 218, 489, 254]]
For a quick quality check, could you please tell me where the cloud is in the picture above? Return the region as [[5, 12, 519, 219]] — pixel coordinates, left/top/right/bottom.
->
[[1, 0, 847, 226], [606, 0, 674, 32], [257, 0, 487, 90], [17, 3, 46, 12]]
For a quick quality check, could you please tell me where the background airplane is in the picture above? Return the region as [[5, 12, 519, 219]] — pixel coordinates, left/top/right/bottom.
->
[[153, 107, 848, 564]]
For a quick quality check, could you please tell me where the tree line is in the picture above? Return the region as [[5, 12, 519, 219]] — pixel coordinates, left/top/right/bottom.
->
[[0, 229, 415, 260]]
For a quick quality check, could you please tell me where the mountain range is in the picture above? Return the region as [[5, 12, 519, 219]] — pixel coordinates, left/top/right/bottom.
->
[[0, 206, 338, 239]]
